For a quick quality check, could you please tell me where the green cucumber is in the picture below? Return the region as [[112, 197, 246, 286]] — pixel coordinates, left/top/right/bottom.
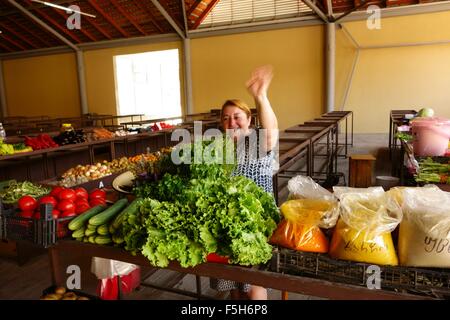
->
[[72, 227, 86, 238], [97, 224, 110, 236], [95, 235, 112, 245], [87, 224, 97, 231], [111, 198, 142, 229], [68, 205, 106, 231], [85, 228, 97, 237], [88, 235, 96, 243], [88, 198, 128, 226], [112, 234, 124, 245]]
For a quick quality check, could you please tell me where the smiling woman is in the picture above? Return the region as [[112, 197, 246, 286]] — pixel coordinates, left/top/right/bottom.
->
[[211, 65, 279, 300]]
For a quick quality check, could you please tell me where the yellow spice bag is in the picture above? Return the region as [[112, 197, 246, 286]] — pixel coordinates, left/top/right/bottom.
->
[[270, 199, 339, 253], [329, 189, 402, 266]]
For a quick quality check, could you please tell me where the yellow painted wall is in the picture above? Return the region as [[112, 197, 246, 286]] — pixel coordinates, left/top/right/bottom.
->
[[3, 53, 80, 118], [191, 26, 325, 130], [345, 45, 450, 133], [83, 41, 182, 116], [341, 11, 450, 133]]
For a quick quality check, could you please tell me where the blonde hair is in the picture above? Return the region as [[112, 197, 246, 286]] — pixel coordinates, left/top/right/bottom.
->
[[220, 99, 251, 119]]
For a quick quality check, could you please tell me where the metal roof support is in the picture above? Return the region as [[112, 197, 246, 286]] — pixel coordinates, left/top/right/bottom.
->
[[180, 0, 194, 115], [7, 0, 89, 115], [326, 22, 336, 113], [149, 0, 185, 38], [183, 38, 194, 115], [301, 0, 328, 23], [0, 60, 8, 117], [341, 49, 359, 112], [326, 0, 333, 19]]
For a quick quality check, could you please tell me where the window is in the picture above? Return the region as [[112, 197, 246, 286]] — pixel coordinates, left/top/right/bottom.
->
[[200, 0, 313, 28], [114, 49, 182, 122]]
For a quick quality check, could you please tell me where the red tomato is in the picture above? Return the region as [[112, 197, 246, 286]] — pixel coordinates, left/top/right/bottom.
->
[[50, 186, 65, 198], [58, 189, 76, 201], [19, 210, 35, 219], [52, 209, 61, 219], [75, 198, 89, 207], [38, 196, 58, 209], [89, 189, 106, 200], [18, 196, 38, 211], [75, 203, 90, 214], [206, 253, 229, 264], [89, 198, 106, 207], [60, 210, 77, 218], [57, 199, 75, 212], [74, 187, 89, 200]]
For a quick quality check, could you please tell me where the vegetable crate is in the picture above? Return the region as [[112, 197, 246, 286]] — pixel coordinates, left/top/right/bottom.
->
[[270, 248, 450, 299], [0, 203, 74, 248]]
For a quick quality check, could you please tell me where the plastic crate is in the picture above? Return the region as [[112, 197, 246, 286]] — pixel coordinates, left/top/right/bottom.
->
[[270, 248, 450, 299], [1, 203, 75, 248]]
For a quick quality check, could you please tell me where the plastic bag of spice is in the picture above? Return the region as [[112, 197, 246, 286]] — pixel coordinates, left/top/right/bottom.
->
[[329, 187, 402, 265], [269, 176, 339, 253], [397, 186, 450, 267]]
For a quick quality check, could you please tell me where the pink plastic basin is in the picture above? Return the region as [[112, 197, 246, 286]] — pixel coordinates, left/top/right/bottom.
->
[[411, 117, 450, 156]]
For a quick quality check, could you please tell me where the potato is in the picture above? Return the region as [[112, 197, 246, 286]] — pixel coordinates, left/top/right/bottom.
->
[[77, 296, 90, 300], [41, 293, 61, 300], [54, 286, 66, 295]]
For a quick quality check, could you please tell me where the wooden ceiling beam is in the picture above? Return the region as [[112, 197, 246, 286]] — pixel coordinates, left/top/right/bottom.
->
[[134, 0, 164, 33], [48, 5, 98, 41], [84, 16, 114, 40], [0, 21, 39, 49], [86, 0, 130, 37], [109, 0, 147, 35], [191, 0, 220, 29], [1, 32, 28, 50], [5, 16, 54, 47], [24, 0, 83, 43], [0, 39, 16, 52], [187, 0, 203, 16]]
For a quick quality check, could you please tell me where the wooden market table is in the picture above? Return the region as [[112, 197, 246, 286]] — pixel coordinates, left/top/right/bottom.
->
[[47, 240, 429, 300]]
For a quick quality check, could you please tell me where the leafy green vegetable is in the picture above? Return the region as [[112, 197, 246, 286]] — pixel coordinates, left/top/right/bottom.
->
[[123, 136, 280, 268]]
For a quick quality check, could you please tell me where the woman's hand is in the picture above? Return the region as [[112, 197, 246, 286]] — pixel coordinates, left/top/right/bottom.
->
[[246, 65, 273, 99]]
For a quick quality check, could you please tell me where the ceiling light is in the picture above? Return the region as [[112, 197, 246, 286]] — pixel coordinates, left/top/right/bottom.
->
[[31, 0, 96, 18]]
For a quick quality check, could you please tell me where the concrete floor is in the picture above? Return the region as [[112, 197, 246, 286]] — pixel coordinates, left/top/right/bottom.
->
[[0, 134, 391, 300]]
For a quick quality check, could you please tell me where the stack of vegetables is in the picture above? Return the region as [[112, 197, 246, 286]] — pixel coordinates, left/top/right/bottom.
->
[[53, 129, 85, 146], [120, 137, 280, 268], [0, 180, 50, 205], [415, 157, 450, 185], [24, 134, 59, 150], [68, 198, 134, 245]]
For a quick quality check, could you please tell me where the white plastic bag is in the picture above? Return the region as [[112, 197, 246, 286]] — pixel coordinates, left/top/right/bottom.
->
[[332, 186, 402, 238], [91, 257, 138, 279], [287, 175, 339, 228], [398, 186, 450, 267]]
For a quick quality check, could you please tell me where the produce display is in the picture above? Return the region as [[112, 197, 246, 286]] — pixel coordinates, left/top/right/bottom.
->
[[415, 157, 450, 185], [15, 186, 99, 220], [0, 180, 50, 204], [53, 129, 85, 146], [41, 286, 91, 300], [24, 134, 59, 150], [121, 138, 280, 268], [60, 162, 114, 187], [69, 198, 129, 245]]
